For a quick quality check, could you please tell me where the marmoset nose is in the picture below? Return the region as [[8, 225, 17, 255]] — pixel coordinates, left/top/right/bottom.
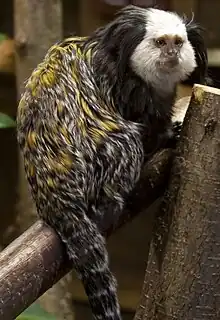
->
[[167, 48, 176, 56], [164, 45, 179, 66]]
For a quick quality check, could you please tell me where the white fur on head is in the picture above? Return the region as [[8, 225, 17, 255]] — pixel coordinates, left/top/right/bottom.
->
[[130, 8, 197, 93]]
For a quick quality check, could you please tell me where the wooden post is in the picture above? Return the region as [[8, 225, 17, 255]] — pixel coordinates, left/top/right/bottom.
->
[[135, 84, 220, 320]]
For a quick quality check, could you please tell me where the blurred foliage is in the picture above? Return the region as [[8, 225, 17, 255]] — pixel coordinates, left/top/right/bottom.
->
[[0, 31, 15, 128], [0, 112, 16, 128], [0, 33, 7, 42], [16, 302, 56, 320]]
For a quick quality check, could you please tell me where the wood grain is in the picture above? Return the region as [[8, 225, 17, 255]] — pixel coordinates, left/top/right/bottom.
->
[[135, 84, 220, 320]]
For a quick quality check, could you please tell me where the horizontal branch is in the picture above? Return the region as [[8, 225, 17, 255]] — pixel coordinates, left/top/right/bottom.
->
[[0, 148, 173, 319]]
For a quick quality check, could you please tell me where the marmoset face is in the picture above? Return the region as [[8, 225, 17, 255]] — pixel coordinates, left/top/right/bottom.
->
[[130, 8, 197, 86], [154, 35, 187, 70]]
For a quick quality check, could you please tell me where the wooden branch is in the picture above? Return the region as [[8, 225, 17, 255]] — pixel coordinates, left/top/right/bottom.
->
[[135, 84, 220, 320], [0, 148, 173, 320], [104, 148, 174, 237]]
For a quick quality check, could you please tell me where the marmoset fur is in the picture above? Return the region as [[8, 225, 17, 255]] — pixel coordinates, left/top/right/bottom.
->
[[16, 5, 209, 320]]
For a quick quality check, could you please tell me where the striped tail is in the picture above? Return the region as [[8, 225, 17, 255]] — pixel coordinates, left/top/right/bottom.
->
[[46, 210, 122, 320]]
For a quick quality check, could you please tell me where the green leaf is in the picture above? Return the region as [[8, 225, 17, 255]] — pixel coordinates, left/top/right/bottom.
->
[[0, 33, 7, 43], [16, 315, 46, 320], [16, 302, 57, 320], [0, 112, 16, 128]]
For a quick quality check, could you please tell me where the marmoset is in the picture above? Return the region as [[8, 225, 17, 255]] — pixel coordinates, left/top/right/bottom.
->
[[16, 5, 209, 320]]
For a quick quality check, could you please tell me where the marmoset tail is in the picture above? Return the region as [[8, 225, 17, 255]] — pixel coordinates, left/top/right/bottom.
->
[[16, 5, 208, 320]]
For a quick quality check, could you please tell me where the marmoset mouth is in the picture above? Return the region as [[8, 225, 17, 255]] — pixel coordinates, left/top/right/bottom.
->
[[157, 58, 179, 71]]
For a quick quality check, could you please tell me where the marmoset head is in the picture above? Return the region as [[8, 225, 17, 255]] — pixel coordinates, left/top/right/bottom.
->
[[130, 7, 197, 87], [96, 5, 208, 91]]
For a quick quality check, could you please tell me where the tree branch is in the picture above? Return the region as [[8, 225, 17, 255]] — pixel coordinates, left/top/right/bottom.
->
[[135, 84, 220, 320], [0, 147, 173, 319]]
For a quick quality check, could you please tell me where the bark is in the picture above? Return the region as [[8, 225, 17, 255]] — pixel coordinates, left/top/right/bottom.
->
[[135, 84, 220, 320], [14, 0, 63, 94], [13, 2, 76, 319], [13, 0, 63, 241], [0, 147, 173, 320]]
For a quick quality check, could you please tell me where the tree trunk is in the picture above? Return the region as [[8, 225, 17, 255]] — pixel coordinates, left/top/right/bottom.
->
[[13, 1, 76, 319], [13, 0, 63, 245], [135, 84, 220, 320], [14, 0, 63, 94]]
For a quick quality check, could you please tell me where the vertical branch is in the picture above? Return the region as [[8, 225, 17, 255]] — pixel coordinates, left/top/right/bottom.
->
[[135, 84, 220, 320], [13, 2, 76, 319], [13, 0, 64, 236], [14, 0, 63, 95]]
